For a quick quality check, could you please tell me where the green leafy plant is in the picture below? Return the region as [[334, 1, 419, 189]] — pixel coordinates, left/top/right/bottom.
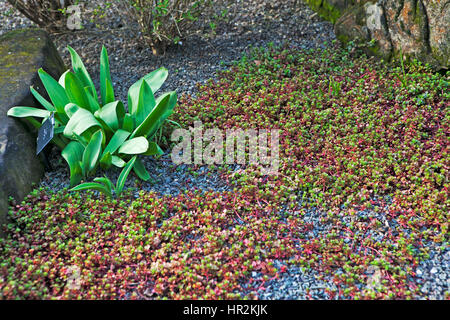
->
[[120, 0, 214, 55], [395, 47, 408, 88], [209, 21, 217, 35], [7, 45, 177, 186], [70, 156, 137, 197], [328, 76, 342, 97]]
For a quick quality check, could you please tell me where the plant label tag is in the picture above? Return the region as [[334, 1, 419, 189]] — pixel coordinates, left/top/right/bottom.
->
[[36, 113, 55, 155]]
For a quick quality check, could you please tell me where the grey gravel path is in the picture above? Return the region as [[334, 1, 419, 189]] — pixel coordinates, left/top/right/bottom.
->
[[414, 244, 449, 299], [40, 152, 233, 197], [251, 199, 449, 300]]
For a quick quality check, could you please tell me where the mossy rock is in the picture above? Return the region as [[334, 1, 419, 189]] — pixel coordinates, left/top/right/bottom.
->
[[0, 28, 66, 237], [306, 0, 449, 70], [304, 0, 372, 23]]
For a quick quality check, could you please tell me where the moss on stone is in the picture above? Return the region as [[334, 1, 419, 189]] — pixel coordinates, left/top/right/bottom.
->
[[317, 1, 340, 23], [0, 28, 45, 54], [0, 28, 46, 85], [305, 0, 342, 24], [0, 28, 66, 95], [336, 33, 350, 44], [306, 0, 448, 70], [430, 46, 450, 69]]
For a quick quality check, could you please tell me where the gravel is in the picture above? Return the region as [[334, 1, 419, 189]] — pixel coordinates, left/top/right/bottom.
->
[[0, 1, 34, 36], [245, 260, 338, 300], [414, 244, 449, 300], [40, 150, 233, 197], [1, 0, 447, 300], [252, 199, 449, 300]]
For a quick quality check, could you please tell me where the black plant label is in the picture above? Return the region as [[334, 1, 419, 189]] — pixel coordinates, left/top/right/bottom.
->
[[36, 113, 54, 155]]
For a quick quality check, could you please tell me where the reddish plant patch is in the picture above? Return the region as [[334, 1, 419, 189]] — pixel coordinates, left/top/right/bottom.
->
[[1, 43, 448, 299], [1, 190, 302, 299]]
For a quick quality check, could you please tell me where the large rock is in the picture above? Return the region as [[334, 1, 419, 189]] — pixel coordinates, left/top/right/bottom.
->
[[0, 28, 66, 236], [305, 0, 449, 70], [422, 0, 450, 68]]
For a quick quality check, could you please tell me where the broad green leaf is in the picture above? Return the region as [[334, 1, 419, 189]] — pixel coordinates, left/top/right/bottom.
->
[[94, 176, 114, 193], [7, 107, 51, 119], [82, 129, 103, 175], [99, 151, 112, 170], [64, 103, 79, 118], [128, 67, 168, 115], [102, 129, 131, 157], [94, 100, 125, 131], [122, 113, 134, 132], [64, 72, 91, 111], [134, 79, 156, 127], [81, 125, 103, 145], [115, 156, 137, 196], [130, 92, 175, 139], [164, 91, 178, 115], [61, 141, 84, 186], [141, 67, 168, 93], [54, 126, 65, 135], [58, 70, 70, 88], [156, 91, 177, 118], [25, 117, 42, 129], [85, 87, 100, 112], [111, 156, 126, 168], [143, 141, 164, 156], [68, 46, 97, 99], [64, 108, 101, 138], [73, 132, 88, 147], [30, 87, 55, 112], [100, 46, 115, 105], [70, 182, 112, 198], [95, 117, 113, 137], [30, 87, 68, 133], [133, 158, 150, 181], [38, 68, 69, 114], [105, 79, 115, 107], [118, 137, 149, 154], [147, 91, 177, 139]]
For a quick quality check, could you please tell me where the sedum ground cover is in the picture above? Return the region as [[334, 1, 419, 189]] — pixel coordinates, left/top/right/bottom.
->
[[1, 43, 448, 299]]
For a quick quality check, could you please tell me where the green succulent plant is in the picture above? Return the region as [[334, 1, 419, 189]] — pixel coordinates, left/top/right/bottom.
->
[[70, 156, 138, 197], [7, 45, 177, 186]]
